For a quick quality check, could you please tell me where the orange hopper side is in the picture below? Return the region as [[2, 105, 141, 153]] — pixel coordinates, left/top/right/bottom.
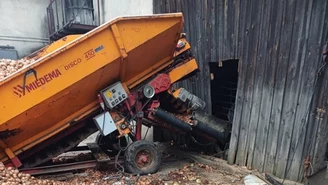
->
[[0, 13, 187, 165]]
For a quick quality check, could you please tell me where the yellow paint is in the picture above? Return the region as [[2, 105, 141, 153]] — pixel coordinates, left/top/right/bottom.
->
[[171, 88, 183, 99], [168, 58, 198, 83], [4, 148, 15, 159], [0, 13, 198, 164], [106, 91, 113, 98], [108, 112, 131, 137]]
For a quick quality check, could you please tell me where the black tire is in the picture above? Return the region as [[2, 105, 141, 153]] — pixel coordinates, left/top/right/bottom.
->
[[124, 140, 161, 175]]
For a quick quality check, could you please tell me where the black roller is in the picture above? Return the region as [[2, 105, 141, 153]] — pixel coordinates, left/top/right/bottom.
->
[[192, 110, 231, 132], [153, 109, 192, 132], [193, 120, 229, 142]]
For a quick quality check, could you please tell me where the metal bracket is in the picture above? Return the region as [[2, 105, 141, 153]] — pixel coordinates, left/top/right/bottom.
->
[[22, 69, 37, 95], [111, 24, 128, 81], [0, 140, 22, 167]]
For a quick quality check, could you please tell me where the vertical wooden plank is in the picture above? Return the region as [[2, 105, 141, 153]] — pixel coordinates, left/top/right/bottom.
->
[[310, 0, 328, 176], [176, 0, 181, 12], [223, 0, 229, 59], [272, 0, 298, 178], [235, 0, 255, 166], [233, 0, 240, 58], [227, 0, 234, 58], [268, 0, 312, 177], [311, 66, 328, 175], [210, 0, 217, 62], [270, 0, 293, 176], [295, 0, 328, 180], [237, 0, 247, 58], [153, 0, 158, 13], [244, 0, 264, 169], [227, 0, 249, 165], [263, 0, 286, 173], [165, 0, 170, 13], [187, 0, 199, 97], [203, 0, 212, 114], [171, 0, 176, 13], [253, 0, 275, 172], [218, 0, 224, 59], [282, 0, 318, 181], [248, 0, 272, 171]]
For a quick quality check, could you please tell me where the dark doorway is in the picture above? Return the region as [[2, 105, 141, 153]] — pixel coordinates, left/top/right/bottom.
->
[[209, 60, 239, 123]]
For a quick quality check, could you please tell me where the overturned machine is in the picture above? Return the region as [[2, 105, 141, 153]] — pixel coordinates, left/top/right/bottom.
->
[[0, 13, 230, 175]]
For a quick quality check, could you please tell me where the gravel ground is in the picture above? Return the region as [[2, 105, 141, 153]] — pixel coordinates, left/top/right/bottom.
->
[[1, 148, 261, 185], [36, 158, 249, 185]]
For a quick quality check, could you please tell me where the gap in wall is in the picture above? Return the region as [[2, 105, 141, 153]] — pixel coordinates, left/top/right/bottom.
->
[[209, 59, 239, 123]]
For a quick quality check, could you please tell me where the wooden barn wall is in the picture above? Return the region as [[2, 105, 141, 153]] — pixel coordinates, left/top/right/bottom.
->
[[154, 0, 328, 182]]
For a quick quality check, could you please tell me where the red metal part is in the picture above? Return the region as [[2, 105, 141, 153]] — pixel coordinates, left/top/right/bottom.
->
[[149, 74, 171, 94], [136, 153, 149, 166], [4, 162, 14, 168], [97, 94, 105, 110], [135, 101, 142, 141], [149, 100, 160, 109], [127, 93, 139, 108], [11, 156, 22, 168], [125, 100, 134, 117], [147, 100, 161, 118]]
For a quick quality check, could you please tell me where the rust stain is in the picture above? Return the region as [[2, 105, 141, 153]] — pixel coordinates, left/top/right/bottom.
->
[[0, 128, 21, 140]]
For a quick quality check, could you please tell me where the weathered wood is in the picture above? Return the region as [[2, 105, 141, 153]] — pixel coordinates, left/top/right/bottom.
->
[[154, 0, 328, 182], [273, 0, 298, 178], [227, 0, 249, 165], [262, 0, 285, 173], [311, 66, 328, 174], [301, 0, 328, 179], [270, 0, 292, 177], [218, 0, 224, 60], [235, 0, 255, 166], [286, 0, 318, 181], [223, 0, 228, 59], [245, 0, 264, 169], [233, 0, 240, 58], [310, 1, 328, 175], [251, 0, 273, 172], [210, 0, 216, 62]]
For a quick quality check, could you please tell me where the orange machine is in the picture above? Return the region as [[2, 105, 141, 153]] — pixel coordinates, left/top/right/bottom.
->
[[0, 13, 229, 174]]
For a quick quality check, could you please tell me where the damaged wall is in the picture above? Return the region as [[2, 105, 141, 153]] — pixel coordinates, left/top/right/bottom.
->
[[154, 0, 328, 182]]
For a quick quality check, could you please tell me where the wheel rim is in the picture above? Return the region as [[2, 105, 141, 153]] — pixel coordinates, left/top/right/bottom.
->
[[135, 149, 154, 169]]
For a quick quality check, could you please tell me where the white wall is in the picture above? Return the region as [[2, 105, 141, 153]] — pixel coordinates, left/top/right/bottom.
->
[[101, 0, 153, 23], [0, 0, 50, 58], [0, 0, 153, 58]]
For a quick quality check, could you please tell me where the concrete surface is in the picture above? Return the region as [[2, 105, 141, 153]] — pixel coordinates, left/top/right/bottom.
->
[[100, 0, 153, 23], [0, 0, 50, 58]]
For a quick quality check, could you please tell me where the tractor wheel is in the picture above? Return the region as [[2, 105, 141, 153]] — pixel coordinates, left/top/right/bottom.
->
[[124, 140, 161, 175]]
